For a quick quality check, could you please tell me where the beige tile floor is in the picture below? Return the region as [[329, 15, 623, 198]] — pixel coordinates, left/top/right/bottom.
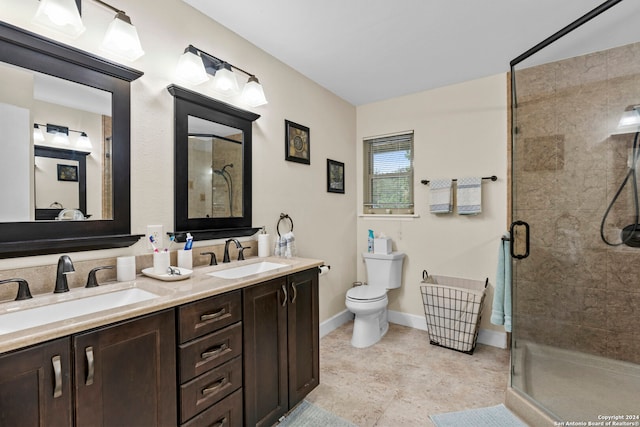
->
[[306, 322, 511, 427]]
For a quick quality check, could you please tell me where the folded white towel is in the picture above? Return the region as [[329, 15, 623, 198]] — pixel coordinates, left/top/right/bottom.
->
[[429, 179, 452, 214], [457, 177, 482, 215]]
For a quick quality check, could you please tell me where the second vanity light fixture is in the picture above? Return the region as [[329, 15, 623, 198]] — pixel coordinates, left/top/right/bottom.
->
[[32, 0, 144, 61], [176, 45, 268, 108], [34, 123, 92, 149]]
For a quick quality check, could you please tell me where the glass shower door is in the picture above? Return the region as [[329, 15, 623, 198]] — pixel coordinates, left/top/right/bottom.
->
[[510, 1, 640, 422]]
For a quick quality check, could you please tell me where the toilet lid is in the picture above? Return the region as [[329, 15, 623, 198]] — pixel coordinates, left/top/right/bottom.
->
[[346, 286, 386, 301]]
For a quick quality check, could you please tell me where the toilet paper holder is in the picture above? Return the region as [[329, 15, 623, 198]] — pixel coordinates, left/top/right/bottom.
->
[[318, 265, 330, 276]]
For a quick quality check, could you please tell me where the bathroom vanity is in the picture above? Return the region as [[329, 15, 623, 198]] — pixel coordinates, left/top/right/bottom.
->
[[0, 257, 322, 427]]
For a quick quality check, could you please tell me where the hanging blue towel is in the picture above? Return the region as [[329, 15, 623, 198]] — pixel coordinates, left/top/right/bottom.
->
[[429, 179, 453, 214], [457, 177, 482, 215], [491, 233, 512, 332]]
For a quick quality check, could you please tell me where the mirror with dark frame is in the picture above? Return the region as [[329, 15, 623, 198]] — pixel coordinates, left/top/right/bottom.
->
[[168, 85, 260, 241], [0, 21, 143, 257]]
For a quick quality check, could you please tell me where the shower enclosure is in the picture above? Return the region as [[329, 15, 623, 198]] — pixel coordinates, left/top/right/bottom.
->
[[509, 0, 640, 423]]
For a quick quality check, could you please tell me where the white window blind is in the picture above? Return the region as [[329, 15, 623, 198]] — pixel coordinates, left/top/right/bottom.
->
[[363, 132, 414, 212]]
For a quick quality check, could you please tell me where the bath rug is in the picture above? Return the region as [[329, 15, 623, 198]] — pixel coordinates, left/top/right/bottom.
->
[[430, 404, 527, 427], [277, 400, 356, 427]]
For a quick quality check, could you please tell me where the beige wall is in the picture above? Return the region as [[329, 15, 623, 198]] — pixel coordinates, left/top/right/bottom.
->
[[0, 0, 357, 323], [356, 73, 509, 333]]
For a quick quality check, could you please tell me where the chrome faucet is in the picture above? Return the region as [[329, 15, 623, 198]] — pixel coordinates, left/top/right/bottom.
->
[[223, 239, 243, 263], [54, 255, 75, 293]]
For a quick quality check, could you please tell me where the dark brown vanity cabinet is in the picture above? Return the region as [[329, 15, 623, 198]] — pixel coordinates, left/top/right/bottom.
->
[[0, 337, 72, 427], [0, 310, 176, 427], [73, 309, 177, 426], [243, 269, 319, 427], [177, 290, 244, 427]]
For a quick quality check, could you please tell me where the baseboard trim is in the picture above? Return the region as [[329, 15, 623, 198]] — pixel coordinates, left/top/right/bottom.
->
[[387, 310, 507, 349], [319, 309, 353, 338], [320, 309, 507, 349]]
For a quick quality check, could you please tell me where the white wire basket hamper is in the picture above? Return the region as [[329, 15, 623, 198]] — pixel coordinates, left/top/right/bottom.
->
[[420, 273, 488, 355]]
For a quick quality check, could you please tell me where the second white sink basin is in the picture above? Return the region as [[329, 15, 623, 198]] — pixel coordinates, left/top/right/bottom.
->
[[208, 261, 289, 279], [0, 288, 159, 336]]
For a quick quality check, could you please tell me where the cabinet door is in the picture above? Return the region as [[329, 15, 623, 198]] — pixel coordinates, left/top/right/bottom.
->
[[243, 277, 288, 427], [74, 309, 177, 427], [287, 269, 320, 407], [0, 338, 72, 427]]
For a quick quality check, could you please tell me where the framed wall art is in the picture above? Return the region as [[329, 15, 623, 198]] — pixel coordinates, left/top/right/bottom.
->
[[57, 164, 78, 182], [327, 159, 345, 194], [285, 120, 310, 164]]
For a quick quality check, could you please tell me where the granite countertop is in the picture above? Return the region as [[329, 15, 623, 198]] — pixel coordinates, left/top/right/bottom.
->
[[0, 256, 323, 354]]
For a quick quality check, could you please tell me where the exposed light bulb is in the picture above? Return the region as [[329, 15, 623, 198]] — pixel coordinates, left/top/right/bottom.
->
[[101, 13, 144, 61], [32, 0, 85, 38], [176, 50, 209, 85], [77, 132, 92, 149], [241, 76, 268, 107], [212, 64, 239, 95], [33, 125, 45, 143]]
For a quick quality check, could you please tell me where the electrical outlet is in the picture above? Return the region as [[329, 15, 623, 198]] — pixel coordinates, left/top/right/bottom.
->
[[146, 225, 163, 251]]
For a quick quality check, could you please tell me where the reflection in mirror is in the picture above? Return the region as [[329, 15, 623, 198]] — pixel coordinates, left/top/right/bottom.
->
[[168, 84, 260, 241], [0, 21, 143, 257], [0, 62, 112, 222], [187, 116, 243, 219]]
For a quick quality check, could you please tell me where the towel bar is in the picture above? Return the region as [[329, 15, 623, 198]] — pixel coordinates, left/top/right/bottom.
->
[[421, 175, 497, 185]]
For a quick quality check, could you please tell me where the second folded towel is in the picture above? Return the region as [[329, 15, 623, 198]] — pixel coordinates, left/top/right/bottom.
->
[[457, 177, 482, 215]]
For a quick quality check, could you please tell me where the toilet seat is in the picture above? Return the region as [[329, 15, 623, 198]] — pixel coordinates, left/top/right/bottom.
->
[[346, 286, 386, 302]]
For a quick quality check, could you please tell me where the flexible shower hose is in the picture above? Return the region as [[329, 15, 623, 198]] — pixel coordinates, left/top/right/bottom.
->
[[600, 131, 640, 246]]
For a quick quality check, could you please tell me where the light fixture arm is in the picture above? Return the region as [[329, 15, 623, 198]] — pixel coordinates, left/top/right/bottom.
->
[[187, 45, 255, 79], [91, 0, 125, 16]]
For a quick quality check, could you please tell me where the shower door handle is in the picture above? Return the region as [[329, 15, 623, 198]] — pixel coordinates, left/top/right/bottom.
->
[[509, 220, 530, 259]]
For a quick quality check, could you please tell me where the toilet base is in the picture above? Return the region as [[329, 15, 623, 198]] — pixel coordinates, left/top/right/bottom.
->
[[350, 309, 389, 348]]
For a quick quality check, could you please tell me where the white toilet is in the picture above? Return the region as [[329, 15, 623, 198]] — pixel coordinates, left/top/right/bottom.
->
[[345, 252, 405, 348]]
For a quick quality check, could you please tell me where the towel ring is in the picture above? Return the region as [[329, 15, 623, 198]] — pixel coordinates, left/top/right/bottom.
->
[[276, 213, 294, 237]]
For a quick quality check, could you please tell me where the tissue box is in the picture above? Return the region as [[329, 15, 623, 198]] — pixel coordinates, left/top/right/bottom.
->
[[374, 238, 392, 254]]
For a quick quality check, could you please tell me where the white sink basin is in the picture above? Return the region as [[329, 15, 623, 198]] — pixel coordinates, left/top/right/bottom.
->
[[0, 288, 159, 335], [208, 261, 289, 279]]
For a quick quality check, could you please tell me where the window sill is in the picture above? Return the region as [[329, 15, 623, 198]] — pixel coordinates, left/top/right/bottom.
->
[[359, 214, 420, 220]]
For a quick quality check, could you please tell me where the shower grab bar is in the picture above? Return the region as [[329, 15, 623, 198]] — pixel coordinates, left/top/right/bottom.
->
[[421, 175, 497, 185]]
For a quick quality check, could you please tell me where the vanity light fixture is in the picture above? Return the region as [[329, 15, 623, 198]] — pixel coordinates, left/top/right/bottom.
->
[[33, 0, 86, 38], [32, 0, 144, 61], [33, 124, 45, 143], [76, 132, 93, 149], [36, 123, 92, 149], [176, 45, 268, 107]]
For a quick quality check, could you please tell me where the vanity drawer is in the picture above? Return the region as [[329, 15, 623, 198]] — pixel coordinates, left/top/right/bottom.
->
[[179, 322, 242, 382], [180, 356, 242, 423], [178, 290, 241, 343], [181, 388, 243, 427]]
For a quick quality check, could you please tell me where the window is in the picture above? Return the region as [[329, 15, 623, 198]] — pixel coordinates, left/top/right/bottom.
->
[[363, 131, 414, 214]]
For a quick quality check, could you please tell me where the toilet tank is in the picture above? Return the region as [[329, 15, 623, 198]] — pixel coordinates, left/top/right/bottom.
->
[[363, 252, 405, 290]]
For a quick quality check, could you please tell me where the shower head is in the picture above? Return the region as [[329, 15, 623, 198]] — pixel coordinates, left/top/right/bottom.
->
[[615, 105, 640, 135], [221, 163, 233, 172]]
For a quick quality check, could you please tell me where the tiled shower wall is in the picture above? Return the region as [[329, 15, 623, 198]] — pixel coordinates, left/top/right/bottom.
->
[[513, 41, 640, 364]]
